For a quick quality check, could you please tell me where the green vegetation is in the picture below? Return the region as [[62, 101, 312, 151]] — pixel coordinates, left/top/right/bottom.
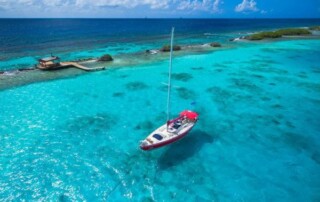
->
[[98, 54, 113, 61], [247, 31, 282, 40], [246, 28, 311, 40], [309, 26, 320, 31], [210, 42, 222, 47], [160, 45, 181, 52], [276, 28, 311, 35]]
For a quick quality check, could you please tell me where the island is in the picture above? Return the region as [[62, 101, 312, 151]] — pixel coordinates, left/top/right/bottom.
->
[[245, 28, 312, 40]]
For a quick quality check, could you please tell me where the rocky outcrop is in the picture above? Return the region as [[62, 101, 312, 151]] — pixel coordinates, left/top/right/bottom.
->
[[160, 45, 181, 52], [210, 42, 222, 47], [98, 54, 113, 62]]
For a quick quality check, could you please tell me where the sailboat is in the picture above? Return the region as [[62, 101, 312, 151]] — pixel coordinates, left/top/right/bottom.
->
[[139, 28, 199, 151]]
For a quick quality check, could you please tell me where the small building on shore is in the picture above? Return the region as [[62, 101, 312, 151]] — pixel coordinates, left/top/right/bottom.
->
[[37, 56, 61, 70], [36, 55, 106, 72]]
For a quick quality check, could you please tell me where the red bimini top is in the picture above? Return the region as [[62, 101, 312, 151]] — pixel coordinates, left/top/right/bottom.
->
[[180, 110, 199, 121]]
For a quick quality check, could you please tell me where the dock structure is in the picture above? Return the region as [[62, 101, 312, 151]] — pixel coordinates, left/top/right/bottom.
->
[[37, 56, 61, 70], [60, 62, 105, 71], [37, 56, 105, 72]]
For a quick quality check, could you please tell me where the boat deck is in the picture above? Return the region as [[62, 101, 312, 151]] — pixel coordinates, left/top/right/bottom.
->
[[147, 121, 194, 144]]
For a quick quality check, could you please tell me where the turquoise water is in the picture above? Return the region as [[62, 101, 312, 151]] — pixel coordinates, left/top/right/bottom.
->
[[1, 39, 320, 201]]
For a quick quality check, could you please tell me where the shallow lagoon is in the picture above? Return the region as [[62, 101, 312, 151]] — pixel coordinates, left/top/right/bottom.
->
[[0, 39, 320, 201]]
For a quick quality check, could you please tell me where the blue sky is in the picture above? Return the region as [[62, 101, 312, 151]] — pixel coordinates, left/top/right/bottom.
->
[[0, 0, 319, 18]]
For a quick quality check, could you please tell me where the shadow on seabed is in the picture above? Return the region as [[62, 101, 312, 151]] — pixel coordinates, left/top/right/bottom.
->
[[157, 130, 215, 170]]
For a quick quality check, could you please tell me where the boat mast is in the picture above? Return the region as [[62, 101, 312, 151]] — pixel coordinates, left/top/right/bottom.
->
[[167, 27, 174, 122]]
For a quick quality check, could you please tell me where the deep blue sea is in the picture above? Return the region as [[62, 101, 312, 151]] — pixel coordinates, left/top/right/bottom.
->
[[0, 19, 320, 201]]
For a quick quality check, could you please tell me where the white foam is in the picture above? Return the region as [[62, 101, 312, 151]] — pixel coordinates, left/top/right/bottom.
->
[[2, 71, 18, 76], [149, 50, 158, 54], [204, 33, 216, 36]]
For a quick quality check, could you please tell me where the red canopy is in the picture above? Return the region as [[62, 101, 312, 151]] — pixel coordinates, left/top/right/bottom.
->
[[180, 110, 198, 120]]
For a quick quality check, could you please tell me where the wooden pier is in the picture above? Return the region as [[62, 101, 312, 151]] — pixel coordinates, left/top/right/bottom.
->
[[60, 62, 105, 71]]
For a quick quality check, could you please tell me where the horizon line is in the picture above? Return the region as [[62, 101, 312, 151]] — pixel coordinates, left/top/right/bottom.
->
[[1, 17, 320, 20]]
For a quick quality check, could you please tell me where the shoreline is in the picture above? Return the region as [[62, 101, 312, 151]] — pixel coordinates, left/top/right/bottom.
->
[[0, 43, 232, 91], [1, 33, 319, 91]]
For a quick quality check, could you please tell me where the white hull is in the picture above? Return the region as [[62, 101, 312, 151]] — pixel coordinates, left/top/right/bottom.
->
[[140, 115, 197, 150]]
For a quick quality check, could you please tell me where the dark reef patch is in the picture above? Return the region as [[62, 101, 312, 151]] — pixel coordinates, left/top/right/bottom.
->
[[307, 98, 320, 105], [288, 55, 301, 60], [249, 59, 280, 65], [171, 73, 193, 82], [296, 72, 308, 79], [59, 194, 69, 202], [215, 68, 223, 73], [281, 132, 313, 152], [65, 113, 116, 134], [158, 130, 214, 169], [125, 81, 148, 90], [260, 96, 272, 101], [213, 63, 228, 68], [268, 131, 320, 163], [296, 82, 320, 92], [311, 152, 320, 165], [285, 121, 295, 129], [311, 68, 320, 74], [271, 118, 281, 125], [141, 197, 154, 202], [134, 120, 154, 131], [229, 78, 262, 92], [207, 86, 232, 97], [250, 66, 288, 75], [158, 84, 168, 92], [251, 74, 265, 79], [176, 87, 196, 100], [271, 104, 283, 109], [118, 74, 129, 78], [145, 100, 151, 106], [206, 86, 234, 109], [191, 67, 204, 70], [155, 111, 167, 122], [112, 92, 124, 97]]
